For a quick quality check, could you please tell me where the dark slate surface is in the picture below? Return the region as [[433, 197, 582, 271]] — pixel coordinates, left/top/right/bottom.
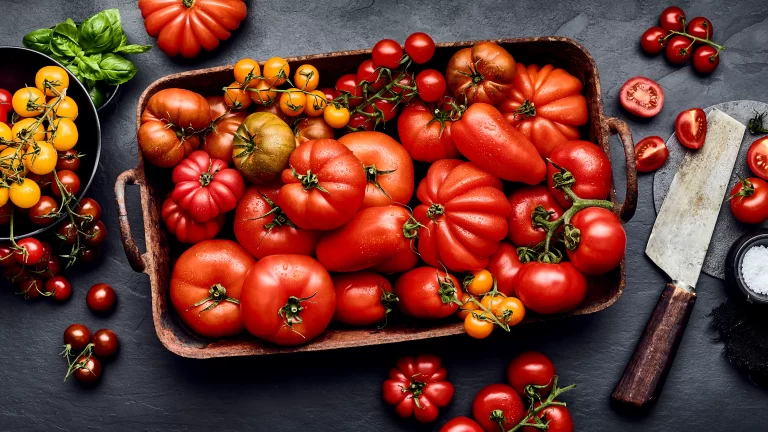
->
[[1, 0, 767, 430]]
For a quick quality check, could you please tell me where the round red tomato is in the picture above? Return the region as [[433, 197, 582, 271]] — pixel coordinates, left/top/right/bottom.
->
[[170, 240, 255, 338], [395, 267, 462, 319], [522, 404, 574, 432], [372, 39, 403, 69], [336, 74, 363, 108], [487, 242, 525, 297], [659, 6, 686, 32], [729, 177, 768, 225], [687, 16, 713, 40], [748, 137, 768, 181], [692, 46, 720, 74], [240, 255, 335, 345], [383, 354, 454, 423], [507, 351, 556, 397], [547, 140, 611, 208], [507, 185, 564, 247], [356, 59, 387, 91], [234, 185, 321, 259], [405, 32, 436, 64], [472, 384, 524, 432], [332, 272, 397, 326], [347, 112, 374, 131], [397, 100, 461, 163], [515, 262, 588, 315], [294, 117, 335, 145], [338, 131, 414, 208], [416, 69, 447, 103], [361, 98, 399, 122], [440, 417, 484, 432], [640, 27, 669, 55], [415, 160, 511, 272], [51, 170, 81, 198], [171, 150, 245, 222], [446, 42, 516, 105], [675, 108, 707, 149], [162, 197, 225, 244], [634, 136, 669, 172], [15, 238, 44, 266], [619, 76, 664, 118], [665, 35, 693, 64], [202, 96, 249, 165], [279, 139, 366, 230], [567, 207, 626, 275]]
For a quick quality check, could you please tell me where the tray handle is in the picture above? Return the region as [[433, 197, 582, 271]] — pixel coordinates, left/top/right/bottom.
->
[[604, 116, 638, 223], [114, 168, 146, 272]]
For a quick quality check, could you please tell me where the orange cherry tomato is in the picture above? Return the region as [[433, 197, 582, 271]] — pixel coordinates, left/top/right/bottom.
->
[[49, 95, 78, 119], [304, 90, 327, 117], [481, 292, 507, 312], [223, 82, 252, 109], [465, 269, 494, 296], [249, 80, 277, 105], [233, 58, 261, 88], [457, 292, 480, 320], [294, 64, 320, 91], [35, 66, 69, 97], [12, 87, 46, 117], [323, 105, 351, 129], [11, 118, 46, 142], [263, 57, 289, 86], [278, 89, 306, 117], [464, 311, 494, 339], [496, 297, 526, 326]]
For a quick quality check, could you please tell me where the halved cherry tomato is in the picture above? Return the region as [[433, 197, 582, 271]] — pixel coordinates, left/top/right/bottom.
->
[[634, 136, 669, 172], [233, 58, 261, 88], [465, 269, 494, 296], [464, 312, 494, 339], [294, 64, 320, 91], [675, 108, 707, 149], [748, 137, 768, 180], [619, 77, 664, 118]]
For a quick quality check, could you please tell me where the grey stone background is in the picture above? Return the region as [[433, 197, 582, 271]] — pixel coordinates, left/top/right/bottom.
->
[[0, 0, 767, 430]]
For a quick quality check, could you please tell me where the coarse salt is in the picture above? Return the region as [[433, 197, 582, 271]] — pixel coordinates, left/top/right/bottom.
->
[[741, 245, 768, 295]]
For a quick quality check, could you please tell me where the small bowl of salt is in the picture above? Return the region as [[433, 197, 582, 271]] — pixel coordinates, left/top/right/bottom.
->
[[726, 229, 768, 305]]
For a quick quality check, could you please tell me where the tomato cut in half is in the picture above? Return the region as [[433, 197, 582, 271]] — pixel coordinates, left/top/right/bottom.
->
[[634, 136, 669, 172], [619, 77, 664, 118], [675, 108, 707, 149], [748, 137, 768, 181]]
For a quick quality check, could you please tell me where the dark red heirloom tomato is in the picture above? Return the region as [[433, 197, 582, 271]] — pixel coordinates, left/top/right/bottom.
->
[[640, 26, 669, 55], [687, 16, 714, 41], [170, 240, 255, 338], [233, 185, 320, 259], [414, 159, 511, 272], [634, 136, 669, 172], [675, 108, 707, 149], [279, 139, 366, 230], [567, 207, 626, 275], [665, 35, 693, 64], [397, 100, 461, 163], [522, 404, 574, 432], [440, 417, 484, 432], [729, 178, 768, 225], [162, 197, 225, 244], [487, 242, 525, 297], [619, 77, 664, 118], [472, 384, 524, 432], [515, 262, 588, 315], [395, 267, 462, 319], [748, 137, 768, 181], [692, 46, 720, 74], [446, 42, 516, 105], [73, 355, 102, 384], [660, 6, 686, 32], [202, 96, 249, 165], [547, 140, 611, 208], [171, 150, 245, 223], [405, 32, 436, 64], [332, 272, 397, 326], [507, 185, 564, 247], [507, 351, 557, 397], [383, 354, 454, 423], [86, 283, 116, 313], [240, 255, 335, 345]]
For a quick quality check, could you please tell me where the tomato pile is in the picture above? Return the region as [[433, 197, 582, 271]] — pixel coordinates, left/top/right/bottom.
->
[[138, 33, 627, 345], [62, 323, 119, 384]]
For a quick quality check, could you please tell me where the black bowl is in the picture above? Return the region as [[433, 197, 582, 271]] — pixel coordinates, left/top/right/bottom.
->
[[0, 46, 101, 240], [725, 229, 768, 305]]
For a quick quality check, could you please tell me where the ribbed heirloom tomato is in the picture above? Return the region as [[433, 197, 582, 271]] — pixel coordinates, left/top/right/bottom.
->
[[446, 42, 516, 105], [232, 112, 296, 184], [162, 197, 225, 244], [382, 355, 454, 423], [332, 272, 397, 326], [171, 150, 245, 222]]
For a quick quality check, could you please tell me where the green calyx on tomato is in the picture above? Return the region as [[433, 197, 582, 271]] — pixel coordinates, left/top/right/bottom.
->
[[182, 0, 194, 8], [436, 270, 462, 306], [513, 99, 537, 120], [251, 192, 297, 234], [187, 283, 240, 313], [748, 111, 768, 135], [402, 215, 422, 240], [364, 164, 396, 199], [380, 290, 400, 317], [292, 168, 329, 193], [490, 409, 507, 430], [729, 178, 755, 200], [426, 203, 444, 219], [278, 292, 317, 330], [402, 376, 428, 409]]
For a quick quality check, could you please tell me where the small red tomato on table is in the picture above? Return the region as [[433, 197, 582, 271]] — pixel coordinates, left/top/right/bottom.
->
[[675, 108, 707, 149], [383, 354, 454, 423]]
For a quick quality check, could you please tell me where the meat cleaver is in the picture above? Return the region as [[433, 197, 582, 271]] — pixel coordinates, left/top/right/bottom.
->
[[612, 109, 747, 408]]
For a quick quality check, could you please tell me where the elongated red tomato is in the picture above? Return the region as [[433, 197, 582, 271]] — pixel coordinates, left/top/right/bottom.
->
[[397, 100, 461, 163], [383, 355, 454, 423], [415, 160, 511, 272], [507, 185, 564, 247], [515, 262, 587, 315], [487, 242, 525, 296], [338, 131, 414, 208], [675, 108, 707, 149], [451, 103, 546, 184], [498, 64, 588, 158], [316, 205, 419, 273], [233, 185, 321, 258], [333, 272, 397, 326], [171, 150, 246, 222], [278, 139, 366, 230], [395, 267, 463, 319], [567, 207, 626, 275], [547, 140, 611, 208]]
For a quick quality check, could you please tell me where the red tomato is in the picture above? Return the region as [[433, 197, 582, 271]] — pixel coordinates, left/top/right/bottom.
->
[[202, 96, 249, 164], [233, 185, 321, 259], [294, 117, 335, 145], [640, 27, 669, 55], [567, 207, 626, 275], [337, 131, 414, 208], [138, 0, 247, 58], [397, 100, 461, 163], [356, 59, 387, 91], [0, 89, 11, 116], [507, 185, 564, 247], [170, 240, 255, 338], [522, 404, 574, 432], [332, 272, 396, 326], [729, 177, 768, 225], [319, 87, 339, 104], [634, 136, 669, 172], [416, 69, 447, 103], [515, 262, 588, 315], [440, 417, 484, 432], [56, 149, 82, 172], [498, 64, 588, 158], [415, 160, 511, 272], [388, 71, 416, 100], [452, 103, 546, 184], [687, 16, 713, 40], [665, 35, 693, 64], [240, 255, 335, 345], [405, 32, 436, 64], [372, 39, 403, 69], [748, 137, 768, 180], [316, 205, 419, 273], [659, 6, 686, 32], [446, 42, 516, 105], [507, 351, 556, 397], [278, 139, 366, 230], [547, 140, 611, 208], [395, 267, 462, 319], [487, 242, 525, 296], [692, 45, 720, 74], [362, 98, 399, 122], [335, 74, 363, 108], [675, 108, 707, 149], [46, 276, 72, 302], [472, 384, 524, 432], [383, 354, 454, 423], [619, 76, 664, 118], [347, 112, 374, 131], [51, 170, 81, 198], [162, 197, 224, 244], [171, 151, 245, 222], [15, 238, 44, 266]]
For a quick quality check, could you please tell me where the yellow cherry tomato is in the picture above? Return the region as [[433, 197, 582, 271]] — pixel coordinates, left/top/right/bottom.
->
[[47, 118, 79, 151], [249, 79, 277, 105], [23, 141, 57, 175], [11, 118, 46, 142], [465, 269, 494, 296], [223, 82, 253, 110], [50, 95, 78, 119], [233, 58, 261, 88], [12, 87, 46, 117], [464, 312, 494, 339], [0, 187, 8, 207], [294, 64, 320, 91], [263, 57, 289, 86], [304, 90, 327, 117], [496, 297, 526, 326], [35, 65, 70, 97], [480, 292, 507, 312], [457, 292, 480, 320], [323, 105, 351, 129], [0, 123, 12, 142], [9, 178, 41, 209], [279, 88, 306, 117], [0, 147, 25, 175]]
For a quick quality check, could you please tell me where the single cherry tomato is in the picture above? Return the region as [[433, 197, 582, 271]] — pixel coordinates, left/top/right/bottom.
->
[[12, 117, 46, 141], [465, 269, 494, 296], [35, 66, 69, 96], [464, 312, 494, 339], [0, 89, 12, 116], [388, 71, 415, 100], [619, 76, 664, 118], [36, 254, 61, 279], [12, 87, 45, 117], [47, 118, 79, 151], [665, 35, 693, 65], [46, 276, 72, 302], [319, 87, 339, 103], [634, 136, 670, 172], [748, 137, 768, 181], [294, 64, 320, 91], [263, 57, 290, 86], [63, 324, 91, 352], [356, 59, 387, 91], [14, 237, 44, 265], [223, 82, 252, 110], [335, 74, 363, 108], [80, 248, 99, 263], [233, 58, 261, 88], [692, 45, 720, 74], [496, 297, 525, 326], [675, 108, 707, 149], [83, 220, 107, 247], [50, 95, 78, 119], [729, 177, 768, 225], [51, 169, 81, 198], [304, 90, 327, 117], [57, 221, 79, 245], [687, 16, 714, 41], [19, 277, 44, 299], [73, 355, 102, 384], [522, 403, 574, 432], [472, 384, 524, 432], [405, 32, 436, 64], [249, 79, 277, 105], [507, 351, 557, 397], [347, 113, 374, 131], [416, 69, 447, 103], [457, 293, 480, 320], [9, 178, 41, 209], [660, 6, 686, 32], [324, 105, 351, 128], [92, 329, 119, 358], [86, 283, 116, 313], [74, 197, 102, 226], [362, 99, 398, 122], [0, 244, 15, 267], [28, 195, 58, 226], [372, 39, 403, 69], [480, 292, 507, 315], [279, 88, 306, 117], [640, 26, 669, 55], [56, 149, 81, 171]]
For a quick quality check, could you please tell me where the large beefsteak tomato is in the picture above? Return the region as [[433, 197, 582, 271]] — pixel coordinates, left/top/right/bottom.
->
[[395, 267, 463, 319], [383, 354, 454, 423], [202, 96, 249, 165], [547, 140, 611, 208], [507, 185, 564, 247], [397, 100, 461, 163], [445, 42, 516, 105], [162, 197, 224, 244], [232, 112, 296, 184], [171, 150, 245, 222], [415, 160, 510, 272]]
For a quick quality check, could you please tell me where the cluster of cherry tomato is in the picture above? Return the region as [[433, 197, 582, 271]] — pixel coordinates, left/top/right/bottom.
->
[[640, 6, 724, 74], [382, 352, 575, 432], [62, 323, 118, 385], [459, 270, 526, 339]]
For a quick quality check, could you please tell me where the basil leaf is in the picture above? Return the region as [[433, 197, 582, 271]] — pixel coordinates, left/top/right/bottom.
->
[[114, 44, 152, 54], [78, 8, 124, 54], [65, 63, 81, 80], [76, 53, 103, 81], [22, 29, 53, 54], [50, 19, 81, 59], [99, 53, 136, 85]]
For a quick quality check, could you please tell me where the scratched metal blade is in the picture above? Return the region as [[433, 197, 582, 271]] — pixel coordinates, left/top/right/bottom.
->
[[646, 109, 746, 288]]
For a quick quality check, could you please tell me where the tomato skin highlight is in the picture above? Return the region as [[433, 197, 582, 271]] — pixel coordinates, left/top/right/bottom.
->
[[515, 262, 588, 315], [507, 351, 556, 397], [729, 177, 768, 225], [675, 108, 707, 149], [333, 272, 395, 326], [634, 136, 669, 172], [748, 137, 768, 181]]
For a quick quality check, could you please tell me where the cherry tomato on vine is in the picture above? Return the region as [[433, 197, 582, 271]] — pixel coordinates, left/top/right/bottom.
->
[[47, 118, 79, 151], [12, 118, 46, 141], [80, 248, 99, 263], [634, 136, 669, 172], [10, 178, 40, 208], [335, 74, 363, 108], [748, 137, 768, 181], [0, 244, 15, 267], [63, 323, 91, 352], [464, 312, 494, 339], [675, 108, 707, 149], [51, 170, 81, 198], [507, 351, 557, 397], [35, 66, 69, 97], [415, 69, 447, 103], [233, 58, 261, 88], [250, 79, 277, 105], [36, 253, 60, 278], [14, 237, 43, 265], [659, 6, 686, 32], [73, 355, 102, 384], [57, 221, 79, 245], [45, 276, 72, 302], [687, 16, 714, 41], [294, 64, 320, 91], [347, 113, 374, 131], [28, 195, 58, 226], [640, 26, 669, 55], [496, 297, 525, 326], [0, 123, 10, 141], [729, 177, 768, 225], [324, 105, 351, 129], [278, 89, 306, 117], [692, 45, 720, 74], [74, 197, 102, 227], [0, 188, 8, 207], [440, 417, 484, 432], [92, 329, 119, 358], [87, 283, 116, 313], [481, 292, 507, 313], [83, 220, 107, 247], [405, 32, 436, 64], [19, 277, 43, 299], [356, 59, 387, 91], [56, 150, 82, 173], [372, 39, 403, 69], [224, 83, 253, 110], [12, 87, 45, 117], [388, 71, 415, 100], [50, 95, 78, 119], [465, 269, 494, 296], [23, 141, 58, 175], [522, 403, 574, 432], [472, 384, 524, 432], [619, 76, 664, 118], [0, 89, 12, 117], [304, 90, 327, 117], [665, 35, 693, 65], [319, 87, 338, 103], [457, 292, 480, 320], [362, 99, 398, 122], [263, 57, 289, 86]]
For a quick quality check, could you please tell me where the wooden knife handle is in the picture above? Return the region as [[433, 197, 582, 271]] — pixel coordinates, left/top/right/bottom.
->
[[611, 282, 697, 408]]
